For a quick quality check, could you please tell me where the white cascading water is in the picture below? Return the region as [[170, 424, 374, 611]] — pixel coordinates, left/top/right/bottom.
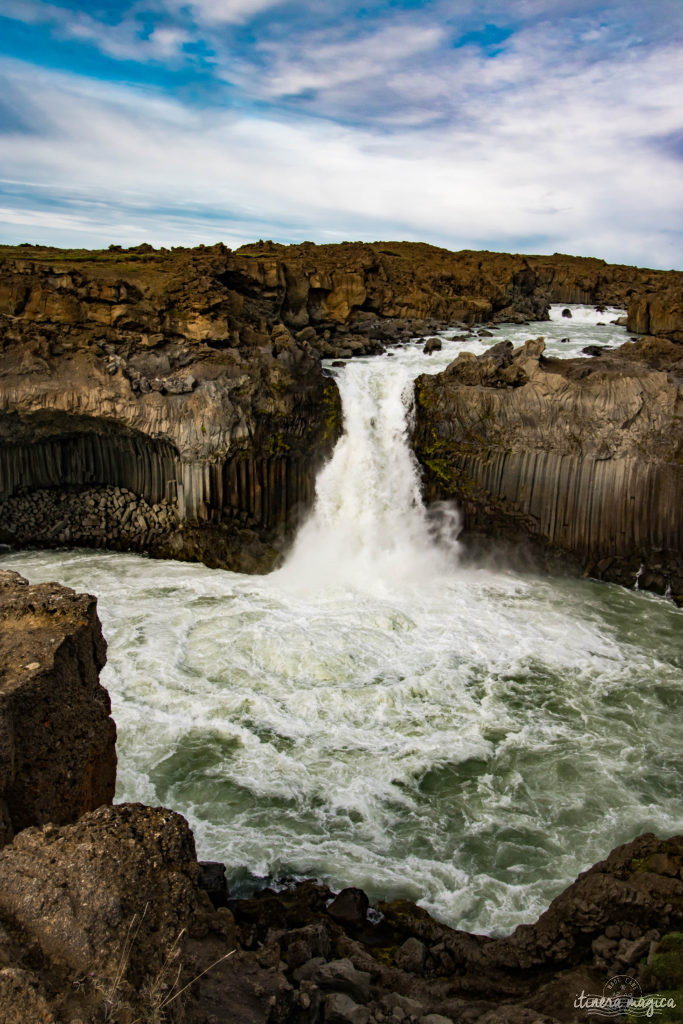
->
[[3, 306, 682, 936], [278, 358, 459, 592]]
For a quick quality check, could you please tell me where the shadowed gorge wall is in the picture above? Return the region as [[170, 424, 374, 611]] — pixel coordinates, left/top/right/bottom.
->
[[0, 415, 331, 563], [449, 451, 680, 568], [0, 416, 179, 505], [221, 453, 316, 529]]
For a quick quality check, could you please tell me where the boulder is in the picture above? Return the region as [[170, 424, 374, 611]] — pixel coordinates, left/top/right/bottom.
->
[[0, 803, 202, 982], [423, 337, 443, 354], [314, 958, 371, 1003], [327, 887, 370, 929], [324, 992, 370, 1024], [395, 936, 427, 973]]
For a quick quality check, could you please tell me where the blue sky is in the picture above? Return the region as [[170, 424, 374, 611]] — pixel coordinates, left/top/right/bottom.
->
[[0, 0, 681, 266]]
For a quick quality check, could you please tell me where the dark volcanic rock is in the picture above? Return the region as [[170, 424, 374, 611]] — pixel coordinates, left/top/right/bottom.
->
[[0, 570, 115, 847], [423, 337, 443, 355], [327, 887, 370, 930], [411, 336, 683, 599], [198, 859, 229, 908], [0, 803, 202, 980]]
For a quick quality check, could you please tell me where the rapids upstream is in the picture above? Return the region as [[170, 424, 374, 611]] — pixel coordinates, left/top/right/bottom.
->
[[3, 305, 682, 937]]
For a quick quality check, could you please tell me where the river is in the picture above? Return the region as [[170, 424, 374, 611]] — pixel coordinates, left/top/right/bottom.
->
[[3, 304, 681, 936]]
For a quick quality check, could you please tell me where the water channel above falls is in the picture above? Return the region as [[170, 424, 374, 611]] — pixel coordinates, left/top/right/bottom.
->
[[4, 306, 682, 936]]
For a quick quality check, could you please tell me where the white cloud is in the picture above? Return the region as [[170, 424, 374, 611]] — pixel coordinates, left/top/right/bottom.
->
[[0, 22, 681, 267], [0, 1, 193, 63], [163, 0, 287, 24], [240, 22, 447, 97]]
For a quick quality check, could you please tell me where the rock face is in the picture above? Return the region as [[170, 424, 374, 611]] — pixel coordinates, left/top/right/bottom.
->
[[0, 570, 116, 848], [0, 243, 342, 571], [0, 803, 201, 976], [234, 241, 682, 333], [1, 240, 681, 571], [412, 337, 683, 598], [1, 817, 680, 1023], [627, 285, 683, 341]]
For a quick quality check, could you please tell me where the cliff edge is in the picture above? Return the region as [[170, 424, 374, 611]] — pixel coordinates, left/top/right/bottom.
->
[[0, 240, 681, 576], [0, 243, 342, 571]]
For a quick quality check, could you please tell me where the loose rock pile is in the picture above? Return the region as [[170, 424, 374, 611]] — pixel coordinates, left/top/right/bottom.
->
[[0, 485, 178, 548]]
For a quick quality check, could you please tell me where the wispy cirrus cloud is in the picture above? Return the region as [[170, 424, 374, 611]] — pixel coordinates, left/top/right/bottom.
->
[[164, 0, 288, 25], [0, 0, 680, 265], [234, 21, 447, 101], [0, 0, 193, 63]]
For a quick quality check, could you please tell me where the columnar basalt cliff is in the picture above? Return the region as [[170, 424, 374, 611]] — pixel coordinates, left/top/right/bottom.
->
[[0, 569, 115, 848], [0, 243, 343, 571], [0, 574, 681, 1023], [1, 240, 681, 573], [411, 336, 683, 598]]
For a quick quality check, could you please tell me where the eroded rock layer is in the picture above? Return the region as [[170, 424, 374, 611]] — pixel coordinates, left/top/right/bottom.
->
[[0, 244, 344, 570], [0, 570, 115, 848], [412, 338, 683, 598]]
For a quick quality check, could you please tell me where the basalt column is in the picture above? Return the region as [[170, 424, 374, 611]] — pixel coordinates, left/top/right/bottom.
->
[[411, 339, 683, 597], [0, 414, 182, 552]]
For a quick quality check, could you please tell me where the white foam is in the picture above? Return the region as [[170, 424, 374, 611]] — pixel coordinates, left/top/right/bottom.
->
[[3, 307, 679, 938], [548, 302, 626, 325]]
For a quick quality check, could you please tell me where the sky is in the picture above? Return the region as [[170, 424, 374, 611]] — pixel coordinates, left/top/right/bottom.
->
[[0, 0, 681, 266]]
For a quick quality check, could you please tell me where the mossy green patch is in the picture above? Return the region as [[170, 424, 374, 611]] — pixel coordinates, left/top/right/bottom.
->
[[627, 991, 682, 1024], [264, 433, 291, 456], [321, 378, 343, 446], [634, 934, 683, 1024], [649, 934, 683, 990]]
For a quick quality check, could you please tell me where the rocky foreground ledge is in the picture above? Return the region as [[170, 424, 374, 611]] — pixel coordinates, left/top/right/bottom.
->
[[0, 571, 681, 1024], [0, 240, 681, 580]]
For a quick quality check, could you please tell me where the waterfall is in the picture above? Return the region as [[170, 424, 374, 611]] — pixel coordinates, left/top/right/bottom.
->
[[7, 308, 680, 937], [278, 358, 460, 591]]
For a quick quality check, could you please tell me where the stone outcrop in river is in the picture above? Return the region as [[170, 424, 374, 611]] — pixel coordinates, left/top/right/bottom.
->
[[0, 572, 681, 1023], [0, 239, 681, 573], [412, 334, 683, 599]]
